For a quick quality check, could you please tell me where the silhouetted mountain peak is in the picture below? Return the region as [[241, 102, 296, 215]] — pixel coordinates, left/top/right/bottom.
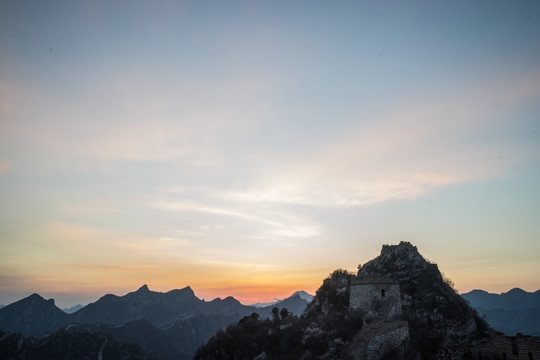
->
[[69, 285, 217, 329], [62, 304, 83, 314], [289, 294, 301, 300], [290, 290, 314, 302], [223, 296, 240, 304], [469, 289, 490, 295], [0, 293, 69, 336], [250, 290, 314, 308], [24, 293, 56, 306], [507, 287, 527, 295], [166, 286, 195, 298], [270, 294, 309, 316], [137, 284, 150, 292], [208, 296, 242, 307], [14, 293, 57, 309]]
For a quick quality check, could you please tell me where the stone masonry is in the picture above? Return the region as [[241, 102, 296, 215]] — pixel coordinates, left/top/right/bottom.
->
[[350, 274, 401, 320], [349, 273, 408, 359]]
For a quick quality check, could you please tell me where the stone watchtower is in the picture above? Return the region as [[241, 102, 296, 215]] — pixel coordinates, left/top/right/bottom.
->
[[350, 273, 402, 320]]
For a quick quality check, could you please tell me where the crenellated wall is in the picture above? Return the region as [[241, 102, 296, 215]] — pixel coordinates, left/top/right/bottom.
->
[[448, 333, 540, 360]]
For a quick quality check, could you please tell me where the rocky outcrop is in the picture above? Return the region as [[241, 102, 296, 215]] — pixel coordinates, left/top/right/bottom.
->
[[358, 242, 487, 347], [349, 320, 410, 360]]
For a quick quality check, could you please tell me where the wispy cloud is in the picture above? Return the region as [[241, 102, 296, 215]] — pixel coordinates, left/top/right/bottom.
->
[[225, 72, 540, 207], [155, 201, 283, 227], [152, 200, 319, 239], [0, 66, 276, 171]]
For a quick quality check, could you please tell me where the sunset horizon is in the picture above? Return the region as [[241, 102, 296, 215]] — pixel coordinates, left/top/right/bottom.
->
[[1, 1, 539, 313], [2, 240, 538, 309]]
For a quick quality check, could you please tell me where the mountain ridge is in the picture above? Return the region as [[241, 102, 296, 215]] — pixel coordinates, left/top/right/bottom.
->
[[0, 284, 311, 358], [3, 242, 538, 359], [461, 287, 540, 336], [461, 287, 540, 311], [250, 290, 314, 308]]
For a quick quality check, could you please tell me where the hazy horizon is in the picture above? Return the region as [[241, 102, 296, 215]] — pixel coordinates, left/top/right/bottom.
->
[[1, 1, 539, 310], [2, 280, 539, 310]]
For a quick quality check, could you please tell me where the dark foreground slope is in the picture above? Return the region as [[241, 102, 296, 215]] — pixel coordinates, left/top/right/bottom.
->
[[194, 269, 365, 360], [0, 327, 157, 360]]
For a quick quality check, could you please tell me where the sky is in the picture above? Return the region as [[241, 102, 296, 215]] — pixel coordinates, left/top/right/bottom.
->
[[1, 1, 539, 309]]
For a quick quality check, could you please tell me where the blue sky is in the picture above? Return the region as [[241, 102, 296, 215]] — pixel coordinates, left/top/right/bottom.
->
[[1, 1, 539, 308]]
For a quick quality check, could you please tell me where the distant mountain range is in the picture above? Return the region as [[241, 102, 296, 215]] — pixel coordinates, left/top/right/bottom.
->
[[62, 304, 83, 313], [461, 288, 540, 336], [0, 285, 311, 359], [1, 243, 539, 359], [250, 290, 314, 308]]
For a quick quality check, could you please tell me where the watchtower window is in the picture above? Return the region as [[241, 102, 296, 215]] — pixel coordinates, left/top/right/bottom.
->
[[512, 342, 519, 356], [381, 289, 385, 297]]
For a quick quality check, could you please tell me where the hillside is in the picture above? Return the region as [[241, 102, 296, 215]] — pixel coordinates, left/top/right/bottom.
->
[[0, 327, 156, 360], [194, 242, 492, 360]]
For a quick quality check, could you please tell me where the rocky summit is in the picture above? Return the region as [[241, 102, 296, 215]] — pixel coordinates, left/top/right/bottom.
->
[[358, 242, 486, 345], [350, 242, 489, 359]]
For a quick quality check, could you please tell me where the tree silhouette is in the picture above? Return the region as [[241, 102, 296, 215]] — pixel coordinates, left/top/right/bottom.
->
[[271, 307, 279, 321]]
